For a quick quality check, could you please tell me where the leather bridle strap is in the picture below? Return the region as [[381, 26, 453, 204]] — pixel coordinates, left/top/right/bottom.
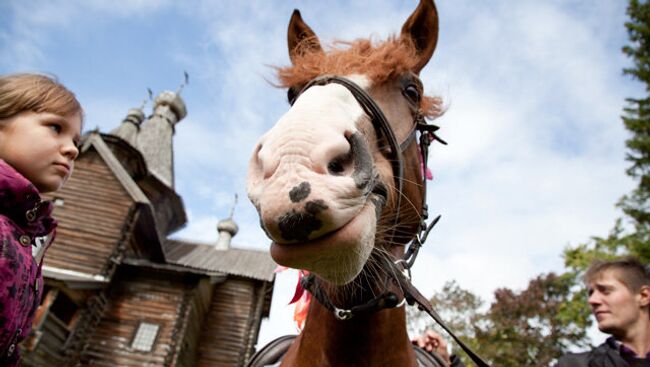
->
[[300, 273, 404, 321], [392, 265, 491, 367]]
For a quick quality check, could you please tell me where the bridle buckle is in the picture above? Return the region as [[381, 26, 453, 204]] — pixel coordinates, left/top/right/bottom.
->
[[334, 308, 353, 321]]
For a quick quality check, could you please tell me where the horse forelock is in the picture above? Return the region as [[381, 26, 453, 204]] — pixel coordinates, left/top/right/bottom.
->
[[275, 36, 443, 119]]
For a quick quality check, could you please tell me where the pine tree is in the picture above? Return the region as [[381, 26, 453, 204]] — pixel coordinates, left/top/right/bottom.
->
[[619, 0, 650, 257]]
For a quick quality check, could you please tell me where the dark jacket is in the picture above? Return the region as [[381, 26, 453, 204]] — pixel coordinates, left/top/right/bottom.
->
[[555, 339, 631, 367], [0, 160, 56, 366]]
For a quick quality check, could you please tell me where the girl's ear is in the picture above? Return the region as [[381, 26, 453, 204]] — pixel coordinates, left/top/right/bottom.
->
[[400, 0, 439, 74], [287, 10, 323, 65], [639, 285, 650, 308]]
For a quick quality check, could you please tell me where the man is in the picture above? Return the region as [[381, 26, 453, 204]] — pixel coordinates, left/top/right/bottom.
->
[[412, 329, 465, 367], [556, 257, 650, 367]]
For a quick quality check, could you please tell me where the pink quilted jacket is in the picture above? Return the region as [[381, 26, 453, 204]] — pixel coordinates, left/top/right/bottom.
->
[[0, 160, 56, 366]]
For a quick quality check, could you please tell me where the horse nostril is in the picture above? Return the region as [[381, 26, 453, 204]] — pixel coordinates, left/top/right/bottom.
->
[[327, 152, 353, 176], [328, 159, 344, 175], [253, 143, 263, 166], [348, 132, 374, 189], [255, 142, 280, 179]]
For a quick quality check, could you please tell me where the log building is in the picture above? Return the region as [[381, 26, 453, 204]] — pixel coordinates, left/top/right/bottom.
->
[[21, 90, 276, 367]]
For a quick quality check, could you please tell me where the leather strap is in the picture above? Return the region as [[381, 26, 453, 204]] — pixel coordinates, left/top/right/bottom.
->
[[300, 273, 403, 320], [392, 268, 491, 367], [245, 335, 298, 367]]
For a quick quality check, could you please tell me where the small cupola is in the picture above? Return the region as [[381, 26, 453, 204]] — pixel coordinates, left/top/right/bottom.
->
[[137, 73, 189, 188], [215, 218, 239, 250], [110, 107, 145, 147], [137, 91, 187, 188], [215, 194, 239, 250]]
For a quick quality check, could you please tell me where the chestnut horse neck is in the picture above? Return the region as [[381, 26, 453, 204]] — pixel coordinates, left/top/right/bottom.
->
[[285, 299, 417, 367]]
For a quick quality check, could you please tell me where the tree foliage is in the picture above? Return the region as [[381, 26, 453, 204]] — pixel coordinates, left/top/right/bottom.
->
[[406, 280, 483, 358], [474, 273, 590, 366], [618, 0, 650, 257], [409, 276, 590, 367]]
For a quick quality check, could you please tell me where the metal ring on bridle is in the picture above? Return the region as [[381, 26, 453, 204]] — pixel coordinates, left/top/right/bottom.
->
[[334, 307, 353, 321]]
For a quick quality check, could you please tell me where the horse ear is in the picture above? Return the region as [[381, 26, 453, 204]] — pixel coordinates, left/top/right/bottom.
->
[[287, 10, 323, 65], [400, 0, 439, 74]]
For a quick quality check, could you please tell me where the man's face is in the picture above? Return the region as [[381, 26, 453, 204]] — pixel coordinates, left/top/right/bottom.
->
[[588, 270, 649, 335]]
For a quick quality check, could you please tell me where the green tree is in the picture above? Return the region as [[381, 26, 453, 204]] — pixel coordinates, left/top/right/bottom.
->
[[408, 276, 588, 367], [406, 280, 484, 357], [472, 273, 590, 367], [618, 0, 650, 259]]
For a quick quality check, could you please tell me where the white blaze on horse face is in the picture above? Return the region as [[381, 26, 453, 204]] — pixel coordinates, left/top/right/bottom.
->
[[247, 75, 381, 284]]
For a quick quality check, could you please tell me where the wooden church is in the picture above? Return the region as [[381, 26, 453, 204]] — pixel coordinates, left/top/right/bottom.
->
[[20, 90, 277, 366]]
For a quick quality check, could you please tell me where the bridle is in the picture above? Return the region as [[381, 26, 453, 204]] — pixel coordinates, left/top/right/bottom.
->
[[290, 75, 442, 228], [289, 75, 490, 367]]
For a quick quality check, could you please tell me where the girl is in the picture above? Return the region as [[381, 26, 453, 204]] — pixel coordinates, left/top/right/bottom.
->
[[0, 73, 82, 366]]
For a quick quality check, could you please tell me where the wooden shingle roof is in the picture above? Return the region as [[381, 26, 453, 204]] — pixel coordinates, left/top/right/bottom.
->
[[163, 240, 276, 282]]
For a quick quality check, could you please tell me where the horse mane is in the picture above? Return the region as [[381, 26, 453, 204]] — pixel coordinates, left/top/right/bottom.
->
[[275, 36, 443, 119]]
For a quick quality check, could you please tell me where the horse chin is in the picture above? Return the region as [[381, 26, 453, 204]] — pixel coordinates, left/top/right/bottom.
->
[[270, 204, 377, 285]]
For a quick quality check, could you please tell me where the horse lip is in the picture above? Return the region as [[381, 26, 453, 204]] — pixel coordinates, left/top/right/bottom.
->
[[269, 204, 376, 280], [271, 211, 351, 248]]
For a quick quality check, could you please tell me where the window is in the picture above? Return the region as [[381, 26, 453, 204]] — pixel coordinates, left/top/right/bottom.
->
[[131, 322, 160, 352], [49, 290, 78, 327]]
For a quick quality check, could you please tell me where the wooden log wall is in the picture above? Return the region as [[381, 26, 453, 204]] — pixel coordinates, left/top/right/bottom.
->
[[44, 149, 135, 276], [78, 270, 189, 366], [173, 277, 213, 367], [195, 278, 264, 367], [62, 290, 110, 365]]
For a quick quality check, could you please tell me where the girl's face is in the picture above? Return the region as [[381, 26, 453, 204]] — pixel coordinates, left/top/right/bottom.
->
[[0, 111, 81, 193]]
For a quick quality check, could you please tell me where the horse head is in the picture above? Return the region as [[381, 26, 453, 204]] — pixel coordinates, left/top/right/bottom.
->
[[247, 0, 441, 287]]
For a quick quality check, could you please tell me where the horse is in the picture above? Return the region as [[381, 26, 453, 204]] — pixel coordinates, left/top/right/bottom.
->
[[246, 1, 452, 366]]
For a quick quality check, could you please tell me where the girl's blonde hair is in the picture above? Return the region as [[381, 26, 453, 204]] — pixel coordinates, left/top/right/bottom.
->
[[0, 73, 82, 120]]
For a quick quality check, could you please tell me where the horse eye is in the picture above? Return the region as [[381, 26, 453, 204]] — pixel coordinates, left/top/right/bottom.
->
[[403, 84, 420, 104]]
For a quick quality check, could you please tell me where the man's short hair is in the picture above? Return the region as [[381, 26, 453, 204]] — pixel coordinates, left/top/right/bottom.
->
[[585, 256, 650, 293]]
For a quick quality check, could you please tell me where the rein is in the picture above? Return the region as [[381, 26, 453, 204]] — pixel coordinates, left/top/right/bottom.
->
[[291, 76, 490, 367]]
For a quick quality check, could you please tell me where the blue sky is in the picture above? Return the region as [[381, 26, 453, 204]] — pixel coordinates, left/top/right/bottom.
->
[[1, 0, 640, 348]]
